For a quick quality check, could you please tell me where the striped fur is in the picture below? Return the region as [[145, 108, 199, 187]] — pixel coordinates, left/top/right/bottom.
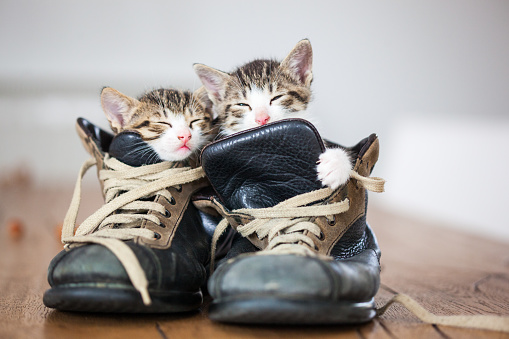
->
[[194, 39, 354, 190], [101, 87, 214, 162], [194, 39, 313, 136]]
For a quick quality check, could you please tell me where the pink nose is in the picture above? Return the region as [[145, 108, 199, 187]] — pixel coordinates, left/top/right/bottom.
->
[[255, 112, 270, 126], [177, 131, 192, 144]]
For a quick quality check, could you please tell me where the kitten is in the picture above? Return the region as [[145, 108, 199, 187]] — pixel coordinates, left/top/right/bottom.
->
[[101, 87, 214, 163], [193, 39, 352, 190]]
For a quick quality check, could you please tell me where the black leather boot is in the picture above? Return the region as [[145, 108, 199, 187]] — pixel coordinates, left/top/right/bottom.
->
[[197, 119, 385, 324], [43, 118, 211, 313]]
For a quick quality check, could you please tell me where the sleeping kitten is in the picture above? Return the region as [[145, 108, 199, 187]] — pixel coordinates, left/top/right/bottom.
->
[[193, 39, 352, 190], [101, 87, 214, 163]]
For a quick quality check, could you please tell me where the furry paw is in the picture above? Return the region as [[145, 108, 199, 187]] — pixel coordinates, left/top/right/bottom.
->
[[317, 148, 352, 190]]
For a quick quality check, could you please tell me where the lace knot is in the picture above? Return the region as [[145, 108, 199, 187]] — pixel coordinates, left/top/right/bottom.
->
[[61, 155, 206, 305], [210, 170, 385, 272]]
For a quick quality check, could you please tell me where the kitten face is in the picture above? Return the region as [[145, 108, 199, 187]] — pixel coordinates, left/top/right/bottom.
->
[[194, 39, 354, 191], [101, 87, 213, 162], [194, 39, 313, 135]]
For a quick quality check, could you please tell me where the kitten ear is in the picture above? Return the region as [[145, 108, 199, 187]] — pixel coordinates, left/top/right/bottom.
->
[[193, 64, 229, 102], [100, 87, 140, 133], [281, 39, 313, 87], [193, 86, 217, 119]]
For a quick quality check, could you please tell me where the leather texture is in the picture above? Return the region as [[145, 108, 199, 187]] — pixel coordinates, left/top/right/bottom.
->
[[201, 119, 383, 324], [201, 119, 324, 210], [44, 118, 212, 312], [109, 131, 161, 166]]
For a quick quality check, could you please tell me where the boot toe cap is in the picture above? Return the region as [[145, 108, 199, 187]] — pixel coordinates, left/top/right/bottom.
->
[[209, 254, 332, 300], [209, 250, 380, 303], [47, 242, 206, 292]]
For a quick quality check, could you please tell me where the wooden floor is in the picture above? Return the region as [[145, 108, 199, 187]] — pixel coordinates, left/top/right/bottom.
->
[[0, 181, 508, 339]]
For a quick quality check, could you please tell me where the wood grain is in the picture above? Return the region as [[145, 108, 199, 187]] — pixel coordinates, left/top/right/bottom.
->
[[0, 183, 508, 339]]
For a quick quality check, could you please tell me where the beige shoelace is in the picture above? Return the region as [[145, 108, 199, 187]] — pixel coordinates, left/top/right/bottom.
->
[[210, 170, 385, 271], [61, 155, 206, 305], [209, 171, 509, 332], [378, 294, 509, 332]]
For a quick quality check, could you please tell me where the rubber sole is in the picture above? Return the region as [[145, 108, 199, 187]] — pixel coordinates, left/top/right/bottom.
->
[[43, 285, 203, 313], [208, 297, 376, 324]]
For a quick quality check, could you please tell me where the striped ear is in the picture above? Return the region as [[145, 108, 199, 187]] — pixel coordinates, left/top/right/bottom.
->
[[101, 87, 140, 133], [281, 39, 313, 87], [193, 64, 230, 102], [193, 86, 217, 119]]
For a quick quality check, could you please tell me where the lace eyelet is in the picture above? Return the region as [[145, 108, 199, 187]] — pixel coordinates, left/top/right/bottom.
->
[[176, 185, 182, 193], [319, 231, 325, 240], [154, 232, 161, 239], [327, 215, 336, 226], [169, 197, 176, 205], [164, 209, 171, 218]]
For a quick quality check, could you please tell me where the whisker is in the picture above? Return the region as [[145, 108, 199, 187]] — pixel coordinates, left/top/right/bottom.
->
[[118, 143, 153, 158], [148, 150, 161, 164]]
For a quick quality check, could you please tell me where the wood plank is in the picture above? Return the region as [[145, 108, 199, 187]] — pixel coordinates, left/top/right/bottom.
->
[[0, 183, 508, 338], [369, 208, 509, 338]]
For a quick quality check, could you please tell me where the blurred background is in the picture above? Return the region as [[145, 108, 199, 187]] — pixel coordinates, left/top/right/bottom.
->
[[1, 0, 508, 241]]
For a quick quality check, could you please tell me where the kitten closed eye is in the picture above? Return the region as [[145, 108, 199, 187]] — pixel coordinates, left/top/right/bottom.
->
[[134, 121, 150, 129], [189, 119, 201, 127], [270, 95, 283, 105]]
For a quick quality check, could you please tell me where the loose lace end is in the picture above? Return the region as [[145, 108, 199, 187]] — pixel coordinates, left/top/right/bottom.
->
[[210, 218, 230, 273], [139, 288, 152, 306], [62, 158, 205, 309], [377, 293, 509, 333], [350, 170, 385, 193]]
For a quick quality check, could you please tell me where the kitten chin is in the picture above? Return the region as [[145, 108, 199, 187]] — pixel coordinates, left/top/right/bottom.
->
[[149, 116, 209, 162]]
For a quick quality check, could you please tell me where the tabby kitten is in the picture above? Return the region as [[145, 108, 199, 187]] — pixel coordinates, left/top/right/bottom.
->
[[193, 39, 352, 190], [101, 87, 213, 162]]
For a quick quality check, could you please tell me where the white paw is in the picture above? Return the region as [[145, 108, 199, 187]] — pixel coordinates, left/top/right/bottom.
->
[[317, 148, 352, 190]]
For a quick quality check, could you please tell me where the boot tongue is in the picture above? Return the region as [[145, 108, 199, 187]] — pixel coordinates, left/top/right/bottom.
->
[[201, 119, 324, 210], [108, 131, 162, 167]]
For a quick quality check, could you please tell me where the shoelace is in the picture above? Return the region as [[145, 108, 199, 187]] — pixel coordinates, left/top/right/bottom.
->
[[378, 294, 509, 333], [61, 155, 206, 305], [210, 170, 385, 271], [210, 171, 509, 333]]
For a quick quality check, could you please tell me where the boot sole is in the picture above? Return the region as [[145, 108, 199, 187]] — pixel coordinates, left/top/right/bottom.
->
[[43, 285, 202, 313], [208, 297, 376, 324]]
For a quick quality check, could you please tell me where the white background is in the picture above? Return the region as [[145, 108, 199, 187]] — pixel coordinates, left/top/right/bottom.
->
[[1, 0, 508, 240]]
